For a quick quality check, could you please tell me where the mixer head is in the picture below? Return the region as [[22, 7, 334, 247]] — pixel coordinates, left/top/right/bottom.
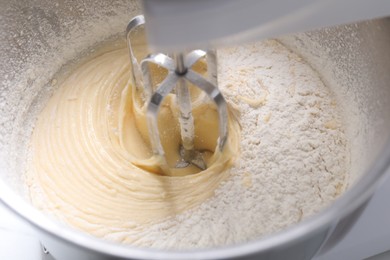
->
[[126, 15, 228, 174]]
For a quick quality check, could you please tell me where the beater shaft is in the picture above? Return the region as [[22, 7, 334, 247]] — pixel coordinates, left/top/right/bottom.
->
[[174, 53, 196, 158]]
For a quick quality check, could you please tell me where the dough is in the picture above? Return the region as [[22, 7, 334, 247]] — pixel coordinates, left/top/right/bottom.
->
[[28, 48, 240, 229]]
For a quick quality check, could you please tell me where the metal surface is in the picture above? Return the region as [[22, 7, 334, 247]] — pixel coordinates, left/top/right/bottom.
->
[[1, 1, 390, 259], [2, 184, 390, 260], [126, 15, 228, 171], [174, 53, 199, 169], [142, 0, 390, 52]]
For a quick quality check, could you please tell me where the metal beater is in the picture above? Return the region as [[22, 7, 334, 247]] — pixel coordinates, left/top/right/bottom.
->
[[126, 15, 228, 172]]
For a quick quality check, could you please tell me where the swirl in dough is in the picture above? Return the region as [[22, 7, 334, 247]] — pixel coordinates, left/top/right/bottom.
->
[[29, 47, 240, 231]]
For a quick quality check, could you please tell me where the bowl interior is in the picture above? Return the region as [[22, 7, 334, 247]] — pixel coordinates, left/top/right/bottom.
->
[[1, 0, 390, 254]]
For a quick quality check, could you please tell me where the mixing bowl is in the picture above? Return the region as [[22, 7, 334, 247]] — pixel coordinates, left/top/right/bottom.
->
[[1, 1, 390, 259]]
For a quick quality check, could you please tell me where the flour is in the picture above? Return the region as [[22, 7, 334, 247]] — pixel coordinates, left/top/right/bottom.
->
[[100, 39, 348, 249], [25, 39, 348, 249], [23, 38, 349, 249]]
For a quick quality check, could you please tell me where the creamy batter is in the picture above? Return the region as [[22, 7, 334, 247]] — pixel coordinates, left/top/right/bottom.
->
[[27, 40, 348, 249], [28, 48, 240, 227]]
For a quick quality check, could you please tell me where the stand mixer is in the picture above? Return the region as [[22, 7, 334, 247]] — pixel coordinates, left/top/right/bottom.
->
[[142, 0, 390, 51]]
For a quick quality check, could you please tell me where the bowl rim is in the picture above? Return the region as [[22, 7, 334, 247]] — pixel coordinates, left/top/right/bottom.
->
[[1, 139, 390, 259]]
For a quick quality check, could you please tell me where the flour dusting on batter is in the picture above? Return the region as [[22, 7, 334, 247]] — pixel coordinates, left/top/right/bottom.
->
[[26, 39, 348, 249]]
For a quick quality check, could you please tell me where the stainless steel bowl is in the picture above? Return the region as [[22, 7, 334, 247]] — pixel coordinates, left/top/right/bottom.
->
[[1, 1, 390, 259]]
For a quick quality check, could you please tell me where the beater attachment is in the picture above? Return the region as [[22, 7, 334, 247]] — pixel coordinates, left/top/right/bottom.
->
[[126, 15, 228, 172]]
